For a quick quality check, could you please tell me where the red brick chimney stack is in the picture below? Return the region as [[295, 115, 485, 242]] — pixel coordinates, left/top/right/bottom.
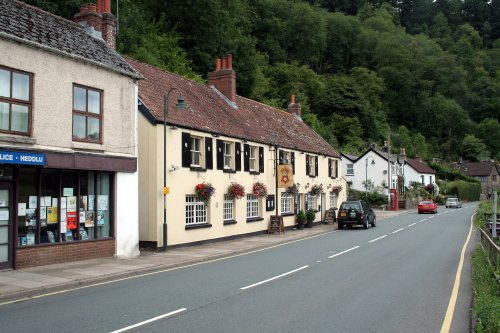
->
[[73, 0, 117, 49], [288, 95, 301, 117], [208, 54, 237, 103]]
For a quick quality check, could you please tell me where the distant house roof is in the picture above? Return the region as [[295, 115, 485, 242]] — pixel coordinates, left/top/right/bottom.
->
[[459, 162, 498, 177], [341, 153, 358, 161], [127, 57, 340, 157], [0, 0, 141, 79], [406, 158, 436, 174]]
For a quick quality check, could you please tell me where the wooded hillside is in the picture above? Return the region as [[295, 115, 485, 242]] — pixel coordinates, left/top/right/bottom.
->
[[26, 0, 500, 162]]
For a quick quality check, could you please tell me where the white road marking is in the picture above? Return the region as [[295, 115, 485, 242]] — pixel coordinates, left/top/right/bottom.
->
[[110, 308, 187, 333], [409, 222, 417, 227], [439, 214, 474, 333], [369, 235, 387, 243], [328, 246, 360, 259], [392, 228, 405, 234], [240, 265, 309, 290], [419, 219, 426, 223]]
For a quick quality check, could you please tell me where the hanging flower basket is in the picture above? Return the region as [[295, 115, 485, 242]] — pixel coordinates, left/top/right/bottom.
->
[[227, 183, 245, 200], [253, 182, 268, 197], [195, 182, 215, 205], [309, 184, 323, 196], [331, 185, 343, 195], [286, 183, 300, 196]]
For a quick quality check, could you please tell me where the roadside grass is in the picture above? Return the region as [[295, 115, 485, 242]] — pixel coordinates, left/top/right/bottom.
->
[[471, 247, 500, 333]]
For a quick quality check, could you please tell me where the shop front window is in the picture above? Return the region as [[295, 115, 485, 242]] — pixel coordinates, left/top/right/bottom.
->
[[17, 168, 37, 246], [40, 169, 59, 244], [17, 168, 113, 246], [97, 172, 111, 238]]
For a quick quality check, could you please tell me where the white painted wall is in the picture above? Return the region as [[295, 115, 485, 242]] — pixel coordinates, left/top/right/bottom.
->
[[115, 171, 140, 258]]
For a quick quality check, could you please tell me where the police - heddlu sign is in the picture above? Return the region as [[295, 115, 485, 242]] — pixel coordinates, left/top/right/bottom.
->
[[0, 151, 46, 166]]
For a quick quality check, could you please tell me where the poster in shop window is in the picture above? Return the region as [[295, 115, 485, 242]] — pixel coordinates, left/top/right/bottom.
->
[[88, 195, 95, 211], [18, 203, 26, 216], [47, 207, 58, 224], [98, 195, 108, 211], [61, 197, 67, 209], [67, 196, 77, 212], [85, 211, 94, 227], [66, 211, 77, 230], [29, 196, 37, 209], [52, 198, 58, 207]]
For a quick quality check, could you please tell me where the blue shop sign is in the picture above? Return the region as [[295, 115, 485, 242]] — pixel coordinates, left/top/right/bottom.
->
[[0, 151, 46, 166]]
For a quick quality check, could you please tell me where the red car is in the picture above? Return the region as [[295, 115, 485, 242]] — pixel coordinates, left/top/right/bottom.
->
[[418, 200, 438, 214]]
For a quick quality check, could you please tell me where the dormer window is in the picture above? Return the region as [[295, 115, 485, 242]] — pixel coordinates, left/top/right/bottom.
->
[[0, 66, 32, 134]]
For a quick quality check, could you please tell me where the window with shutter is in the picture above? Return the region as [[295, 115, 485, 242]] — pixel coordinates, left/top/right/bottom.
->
[[259, 147, 264, 173]]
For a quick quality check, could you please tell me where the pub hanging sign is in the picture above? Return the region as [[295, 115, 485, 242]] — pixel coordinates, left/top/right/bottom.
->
[[277, 163, 293, 188], [0, 151, 46, 166]]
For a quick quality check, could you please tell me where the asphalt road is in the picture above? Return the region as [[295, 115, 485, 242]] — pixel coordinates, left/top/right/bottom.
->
[[0, 204, 477, 333]]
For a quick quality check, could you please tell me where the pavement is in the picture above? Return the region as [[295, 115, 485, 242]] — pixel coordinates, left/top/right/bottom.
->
[[0, 209, 408, 303]]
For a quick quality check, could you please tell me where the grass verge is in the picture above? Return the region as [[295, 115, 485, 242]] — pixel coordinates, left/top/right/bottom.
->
[[471, 247, 500, 333]]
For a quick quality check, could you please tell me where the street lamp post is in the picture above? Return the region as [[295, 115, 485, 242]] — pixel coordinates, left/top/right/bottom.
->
[[163, 88, 186, 252], [270, 133, 279, 218], [365, 156, 375, 197]]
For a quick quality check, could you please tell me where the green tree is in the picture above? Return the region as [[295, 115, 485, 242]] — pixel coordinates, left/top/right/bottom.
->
[[462, 134, 490, 161]]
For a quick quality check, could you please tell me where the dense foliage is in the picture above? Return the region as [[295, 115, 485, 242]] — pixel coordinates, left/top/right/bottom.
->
[[26, 0, 500, 162]]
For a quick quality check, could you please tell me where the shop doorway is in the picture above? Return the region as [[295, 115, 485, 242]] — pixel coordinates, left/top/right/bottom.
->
[[0, 182, 14, 269]]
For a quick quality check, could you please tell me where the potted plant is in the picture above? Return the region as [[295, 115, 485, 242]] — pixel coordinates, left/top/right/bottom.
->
[[227, 182, 245, 200], [309, 184, 323, 197], [305, 209, 315, 228], [296, 210, 306, 230], [195, 182, 215, 205], [253, 181, 268, 197], [286, 183, 300, 196], [331, 185, 342, 195]]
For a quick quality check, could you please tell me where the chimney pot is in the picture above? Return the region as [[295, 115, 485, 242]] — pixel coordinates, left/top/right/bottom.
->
[[208, 54, 237, 103], [290, 95, 295, 104], [227, 54, 232, 69], [103, 0, 111, 13], [97, 0, 103, 13]]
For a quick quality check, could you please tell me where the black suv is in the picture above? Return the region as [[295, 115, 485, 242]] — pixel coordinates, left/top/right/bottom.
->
[[337, 200, 376, 229]]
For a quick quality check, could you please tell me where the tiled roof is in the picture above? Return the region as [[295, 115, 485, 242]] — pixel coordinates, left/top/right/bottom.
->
[[0, 0, 141, 79], [406, 158, 436, 174], [127, 57, 340, 157], [459, 162, 498, 176]]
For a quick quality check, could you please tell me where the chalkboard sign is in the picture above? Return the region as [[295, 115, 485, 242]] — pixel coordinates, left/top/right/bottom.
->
[[323, 208, 337, 224], [268, 215, 284, 234]]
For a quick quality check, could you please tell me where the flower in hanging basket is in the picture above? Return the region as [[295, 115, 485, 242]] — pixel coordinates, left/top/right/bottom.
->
[[309, 184, 323, 196], [195, 182, 215, 205], [253, 181, 268, 197], [286, 183, 300, 196], [331, 185, 343, 194], [227, 183, 245, 200]]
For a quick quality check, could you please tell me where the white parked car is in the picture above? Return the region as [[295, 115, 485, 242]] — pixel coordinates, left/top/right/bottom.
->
[[445, 197, 462, 208]]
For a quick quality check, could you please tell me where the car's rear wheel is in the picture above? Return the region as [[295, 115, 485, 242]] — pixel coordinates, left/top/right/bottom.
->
[[363, 218, 368, 229], [371, 217, 376, 227]]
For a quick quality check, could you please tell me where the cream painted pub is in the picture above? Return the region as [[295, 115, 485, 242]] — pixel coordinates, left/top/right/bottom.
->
[[128, 55, 347, 249]]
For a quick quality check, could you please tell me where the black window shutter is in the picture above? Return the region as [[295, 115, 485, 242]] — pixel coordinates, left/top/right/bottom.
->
[[335, 160, 338, 178], [244, 144, 250, 172], [259, 147, 264, 173], [181, 132, 191, 168], [216, 139, 223, 170], [328, 159, 332, 178], [205, 137, 213, 169], [291, 152, 295, 175], [315, 156, 318, 177], [306, 154, 310, 175], [279, 150, 283, 164], [235, 142, 241, 171]]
